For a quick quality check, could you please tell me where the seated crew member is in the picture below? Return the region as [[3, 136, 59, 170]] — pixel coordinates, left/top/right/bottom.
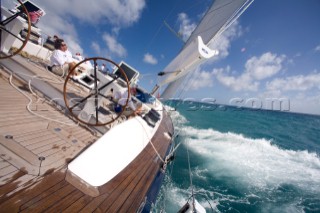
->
[[74, 52, 84, 61], [50, 40, 76, 77], [112, 87, 141, 117]]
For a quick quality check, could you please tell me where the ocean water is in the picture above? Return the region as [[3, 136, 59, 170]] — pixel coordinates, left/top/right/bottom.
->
[[154, 101, 320, 212]]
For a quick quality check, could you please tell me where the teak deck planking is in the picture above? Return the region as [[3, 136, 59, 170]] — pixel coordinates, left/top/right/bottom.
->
[[0, 56, 174, 212]]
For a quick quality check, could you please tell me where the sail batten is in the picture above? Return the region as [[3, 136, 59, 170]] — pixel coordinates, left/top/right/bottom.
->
[[160, 0, 254, 99]]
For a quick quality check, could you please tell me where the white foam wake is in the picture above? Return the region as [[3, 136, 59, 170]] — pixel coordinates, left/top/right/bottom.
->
[[157, 111, 320, 211], [183, 126, 320, 192]]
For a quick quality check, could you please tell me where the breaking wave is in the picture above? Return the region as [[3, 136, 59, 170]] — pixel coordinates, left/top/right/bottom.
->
[[183, 126, 320, 192], [156, 110, 320, 212]]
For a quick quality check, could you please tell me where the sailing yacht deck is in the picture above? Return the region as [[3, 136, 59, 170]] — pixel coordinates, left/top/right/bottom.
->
[[0, 56, 174, 211]]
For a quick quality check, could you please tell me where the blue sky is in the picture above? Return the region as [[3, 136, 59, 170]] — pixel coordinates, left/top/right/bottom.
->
[[5, 0, 320, 115]]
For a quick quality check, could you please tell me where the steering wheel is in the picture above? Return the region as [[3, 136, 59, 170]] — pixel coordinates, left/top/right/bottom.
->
[[0, 0, 31, 59], [63, 57, 130, 126]]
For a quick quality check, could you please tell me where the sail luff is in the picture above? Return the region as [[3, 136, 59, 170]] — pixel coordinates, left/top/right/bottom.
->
[[159, 0, 254, 99], [208, 0, 254, 46]]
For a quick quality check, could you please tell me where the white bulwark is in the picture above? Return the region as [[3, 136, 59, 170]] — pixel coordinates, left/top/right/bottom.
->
[[68, 114, 162, 187]]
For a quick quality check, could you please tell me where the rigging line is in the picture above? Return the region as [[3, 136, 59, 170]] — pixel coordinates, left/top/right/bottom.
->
[[158, 124, 181, 211], [163, 20, 184, 43], [26, 70, 83, 95], [156, 75, 164, 96], [163, 106, 182, 150], [160, 108, 178, 164], [134, 116, 165, 163], [209, 0, 254, 44], [170, 67, 198, 100], [186, 138, 196, 210], [188, 0, 254, 47], [7, 69, 79, 126], [143, 22, 164, 52], [143, 0, 181, 52], [181, 0, 211, 14], [28, 80, 79, 126], [180, 67, 203, 99], [164, 0, 211, 43], [187, 0, 232, 37], [177, 58, 208, 100], [162, 106, 175, 134], [176, 73, 194, 99], [186, 142, 193, 188], [135, 103, 178, 164], [163, 0, 182, 22]]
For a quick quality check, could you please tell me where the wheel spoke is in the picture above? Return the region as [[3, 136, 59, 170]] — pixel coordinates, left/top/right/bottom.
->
[[69, 93, 95, 111], [93, 59, 99, 124], [0, 28, 2, 49], [98, 92, 109, 99], [1, 12, 21, 26], [63, 57, 130, 126], [0, 26, 25, 42], [0, 0, 31, 59], [97, 75, 119, 92]]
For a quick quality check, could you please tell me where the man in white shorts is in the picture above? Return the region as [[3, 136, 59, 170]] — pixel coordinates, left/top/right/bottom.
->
[[50, 40, 76, 77]]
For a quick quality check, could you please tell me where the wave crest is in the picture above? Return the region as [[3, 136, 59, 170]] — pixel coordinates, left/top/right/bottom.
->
[[182, 126, 320, 192]]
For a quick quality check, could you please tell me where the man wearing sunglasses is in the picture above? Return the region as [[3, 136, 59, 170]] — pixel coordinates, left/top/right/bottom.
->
[[50, 39, 76, 77]]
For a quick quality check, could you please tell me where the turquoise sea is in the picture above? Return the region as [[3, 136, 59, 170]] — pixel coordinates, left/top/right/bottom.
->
[[154, 101, 320, 212]]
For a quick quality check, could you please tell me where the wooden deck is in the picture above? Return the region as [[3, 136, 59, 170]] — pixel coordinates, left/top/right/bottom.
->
[[0, 56, 174, 212]]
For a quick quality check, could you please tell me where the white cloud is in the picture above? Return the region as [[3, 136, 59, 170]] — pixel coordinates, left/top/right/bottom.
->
[[189, 68, 215, 90], [209, 21, 243, 60], [102, 33, 127, 57], [177, 13, 197, 41], [214, 52, 286, 91], [245, 52, 286, 80], [294, 52, 301, 57], [183, 22, 243, 91], [35, 10, 82, 54], [27, 0, 145, 56], [214, 67, 260, 92], [315, 45, 320, 52], [91, 42, 101, 55], [290, 95, 320, 115], [260, 71, 320, 115], [266, 72, 320, 91], [33, 0, 146, 26], [62, 34, 84, 55], [182, 21, 245, 91], [143, 53, 158, 65]]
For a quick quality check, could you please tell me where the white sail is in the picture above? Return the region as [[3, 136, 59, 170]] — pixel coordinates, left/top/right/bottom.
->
[[160, 0, 254, 99]]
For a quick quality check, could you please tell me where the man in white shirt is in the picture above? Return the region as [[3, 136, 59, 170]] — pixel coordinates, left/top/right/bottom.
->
[[100, 64, 106, 72], [113, 87, 141, 116], [50, 40, 76, 77], [74, 52, 84, 61]]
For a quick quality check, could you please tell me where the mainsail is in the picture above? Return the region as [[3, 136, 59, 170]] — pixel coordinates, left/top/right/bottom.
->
[[159, 0, 253, 99]]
